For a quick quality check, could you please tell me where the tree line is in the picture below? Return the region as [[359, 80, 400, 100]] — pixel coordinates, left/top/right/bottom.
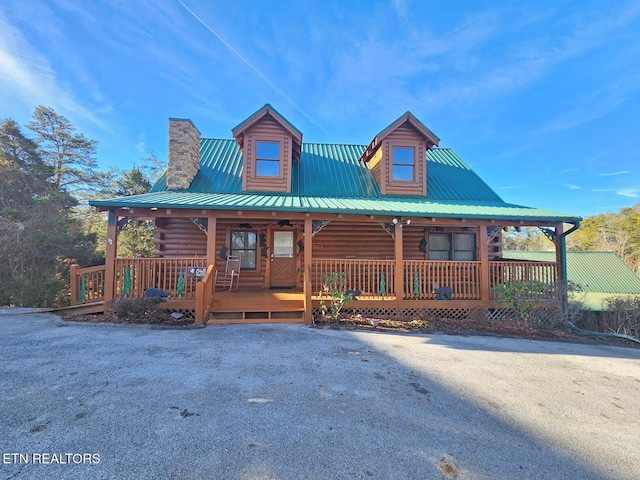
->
[[497, 212, 640, 275], [0, 106, 159, 307], [2, 106, 639, 307]]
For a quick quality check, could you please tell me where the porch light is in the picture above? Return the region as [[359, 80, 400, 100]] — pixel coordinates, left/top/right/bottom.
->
[[392, 217, 411, 227]]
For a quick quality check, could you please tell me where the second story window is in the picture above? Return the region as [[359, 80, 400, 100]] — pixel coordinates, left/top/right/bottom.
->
[[392, 146, 415, 181], [256, 141, 280, 177]]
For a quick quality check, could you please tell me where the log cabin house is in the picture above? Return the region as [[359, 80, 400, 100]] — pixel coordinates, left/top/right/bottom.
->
[[73, 104, 581, 324]]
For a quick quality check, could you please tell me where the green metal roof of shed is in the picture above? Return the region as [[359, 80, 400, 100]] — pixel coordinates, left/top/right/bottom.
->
[[502, 251, 640, 294], [91, 139, 579, 222], [503, 250, 640, 311]]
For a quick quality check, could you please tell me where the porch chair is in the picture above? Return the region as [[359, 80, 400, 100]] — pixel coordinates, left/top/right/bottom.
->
[[216, 255, 242, 291]]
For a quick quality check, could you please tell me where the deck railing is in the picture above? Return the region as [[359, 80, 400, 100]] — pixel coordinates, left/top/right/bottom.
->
[[72, 257, 560, 307], [312, 259, 395, 298], [113, 257, 208, 300], [70, 264, 106, 305], [403, 260, 481, 299], [195, 265, 217, 324], [489, 261, 558, 299]]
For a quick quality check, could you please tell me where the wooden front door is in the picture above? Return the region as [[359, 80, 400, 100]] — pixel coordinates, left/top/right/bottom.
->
[[270, 230, 296, 287]]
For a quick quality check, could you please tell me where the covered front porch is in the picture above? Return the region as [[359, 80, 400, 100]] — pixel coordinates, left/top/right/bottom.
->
[[70, 207, 568, 323]]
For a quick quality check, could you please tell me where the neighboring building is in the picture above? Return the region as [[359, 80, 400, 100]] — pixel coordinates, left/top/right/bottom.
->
[[503, 250, 640, 311], [73, 104, 582, 323]]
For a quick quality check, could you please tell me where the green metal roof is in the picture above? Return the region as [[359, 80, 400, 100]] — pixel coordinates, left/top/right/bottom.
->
[[502, 251, 640, 310], [92, 138, 580, 222]]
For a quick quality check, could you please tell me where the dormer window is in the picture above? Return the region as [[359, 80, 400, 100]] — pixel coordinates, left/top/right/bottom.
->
[[392, 146, 415, 181], [360, 112, 439, 196], [256, 141, 280, 177], [232, 104, 303, 193]]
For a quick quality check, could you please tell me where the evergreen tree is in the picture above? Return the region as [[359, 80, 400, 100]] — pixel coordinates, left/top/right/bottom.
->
[[27, 105, 111, 194], [0, 119, 98, 307]]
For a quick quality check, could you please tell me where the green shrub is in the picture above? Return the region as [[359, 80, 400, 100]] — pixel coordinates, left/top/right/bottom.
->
[[110, 297, 167, 324], [319, 272, 355, 321], [492, 280, 555, 325]]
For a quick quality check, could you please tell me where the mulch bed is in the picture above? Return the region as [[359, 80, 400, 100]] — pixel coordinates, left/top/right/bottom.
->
[[61, 312, 638, 347], [313, 314, 639, 347], [61, 312, 196, 328]]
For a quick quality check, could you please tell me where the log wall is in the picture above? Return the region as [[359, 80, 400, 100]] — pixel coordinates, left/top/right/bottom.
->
[[154, 217, 207, 258], [152, 217, 501, 288]]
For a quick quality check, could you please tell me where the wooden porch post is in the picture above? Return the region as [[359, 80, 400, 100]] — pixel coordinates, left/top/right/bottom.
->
[[206, 213, 217, 266], [103, 210, 118, 311], [555, 222, 565, 284], [304, 218, 313, 324], [70, 264, 79, 305], [394, 223, 404, 300], [478, 223, 490, 301]]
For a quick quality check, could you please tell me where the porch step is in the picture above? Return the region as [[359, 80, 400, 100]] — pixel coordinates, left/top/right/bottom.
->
[[207, 289, 305, 324], [207, 309, 304, 324], [213, 298, 304, 312]]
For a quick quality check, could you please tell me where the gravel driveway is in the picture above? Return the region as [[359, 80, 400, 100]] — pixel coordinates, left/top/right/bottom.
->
[[1, 310, 639, 479]]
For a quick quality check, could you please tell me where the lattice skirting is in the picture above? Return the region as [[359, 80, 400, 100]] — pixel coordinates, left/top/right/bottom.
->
[[162, 307, 196, 320], [312, 306, 560, 326]]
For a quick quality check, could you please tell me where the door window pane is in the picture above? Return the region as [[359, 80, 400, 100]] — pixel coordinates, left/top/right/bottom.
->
[[273, 231, 293, 258]]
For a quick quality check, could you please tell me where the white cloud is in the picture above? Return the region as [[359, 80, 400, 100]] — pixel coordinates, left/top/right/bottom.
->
[[616, 188, 640, 198], [136, 133, 147, 156], [0, 12, 105, 128], [497, 184, 530, 190], [564, 183, 581, 190], [599, 171, 631, 177]]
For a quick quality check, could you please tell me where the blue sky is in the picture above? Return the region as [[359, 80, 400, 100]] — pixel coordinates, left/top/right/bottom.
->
[[1, 0, 639, 218]]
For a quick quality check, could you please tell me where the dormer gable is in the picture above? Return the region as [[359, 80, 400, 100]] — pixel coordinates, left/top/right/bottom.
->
[[360, 112, 440, 196], [232, 105, 303, 193]]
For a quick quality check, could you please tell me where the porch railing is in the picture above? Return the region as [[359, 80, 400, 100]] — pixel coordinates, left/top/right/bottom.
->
[[195, 265, 217, 324], [489, 261, 558, 299], [403, 260, 481, 299], [114, 257, 208, 300], [312, 259, 395, 298], [70, 264, 106, 305]]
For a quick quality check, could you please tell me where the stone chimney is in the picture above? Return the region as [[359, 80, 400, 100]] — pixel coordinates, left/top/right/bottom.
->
[[167, 118, 201, 190]]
